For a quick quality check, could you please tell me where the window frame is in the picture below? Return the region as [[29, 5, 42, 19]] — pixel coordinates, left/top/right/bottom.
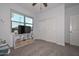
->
[[10, 9, 33, 32]]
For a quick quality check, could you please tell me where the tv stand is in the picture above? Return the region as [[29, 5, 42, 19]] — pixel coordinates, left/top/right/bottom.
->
[[13, 33, 33, 49], [14, 39, 33, 49]]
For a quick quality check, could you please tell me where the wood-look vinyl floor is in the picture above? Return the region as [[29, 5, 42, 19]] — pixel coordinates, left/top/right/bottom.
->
[[10, 39, 79, 56]]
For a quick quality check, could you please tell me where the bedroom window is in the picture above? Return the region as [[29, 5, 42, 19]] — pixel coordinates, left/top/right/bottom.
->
[[11, 11, 33, 32], [25, 17, 32, 27]]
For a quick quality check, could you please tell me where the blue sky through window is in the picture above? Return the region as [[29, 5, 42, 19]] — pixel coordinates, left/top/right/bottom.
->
[[25, 17, 32, 24], [11, 13, 24, 22]]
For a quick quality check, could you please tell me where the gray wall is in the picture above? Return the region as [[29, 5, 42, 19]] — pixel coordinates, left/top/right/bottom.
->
[[33, 4, 65, 46]]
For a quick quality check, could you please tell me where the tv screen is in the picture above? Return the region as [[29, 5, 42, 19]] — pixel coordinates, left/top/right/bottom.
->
[[25, 26, 31, 33], [18, 25, 31, 34]]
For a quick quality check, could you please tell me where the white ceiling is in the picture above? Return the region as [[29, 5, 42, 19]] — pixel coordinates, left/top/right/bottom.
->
[[17, 3, 79, 15], [17, 3, 63, 15]]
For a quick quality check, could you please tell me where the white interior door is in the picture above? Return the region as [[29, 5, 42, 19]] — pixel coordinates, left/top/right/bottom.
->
[[70, 15, 79, 46]]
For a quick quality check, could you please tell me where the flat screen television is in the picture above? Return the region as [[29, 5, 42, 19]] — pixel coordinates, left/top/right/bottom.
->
[[18, 25, 31, 34]]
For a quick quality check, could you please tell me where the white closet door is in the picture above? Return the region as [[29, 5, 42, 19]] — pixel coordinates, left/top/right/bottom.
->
[[70, 15, 79, 46]]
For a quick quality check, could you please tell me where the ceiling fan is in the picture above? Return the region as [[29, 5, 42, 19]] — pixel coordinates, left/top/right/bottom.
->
[[32, 3, 48, 7]]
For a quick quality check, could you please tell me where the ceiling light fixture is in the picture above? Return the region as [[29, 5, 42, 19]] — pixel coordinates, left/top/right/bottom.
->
[[32, 3, 47, 12]]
